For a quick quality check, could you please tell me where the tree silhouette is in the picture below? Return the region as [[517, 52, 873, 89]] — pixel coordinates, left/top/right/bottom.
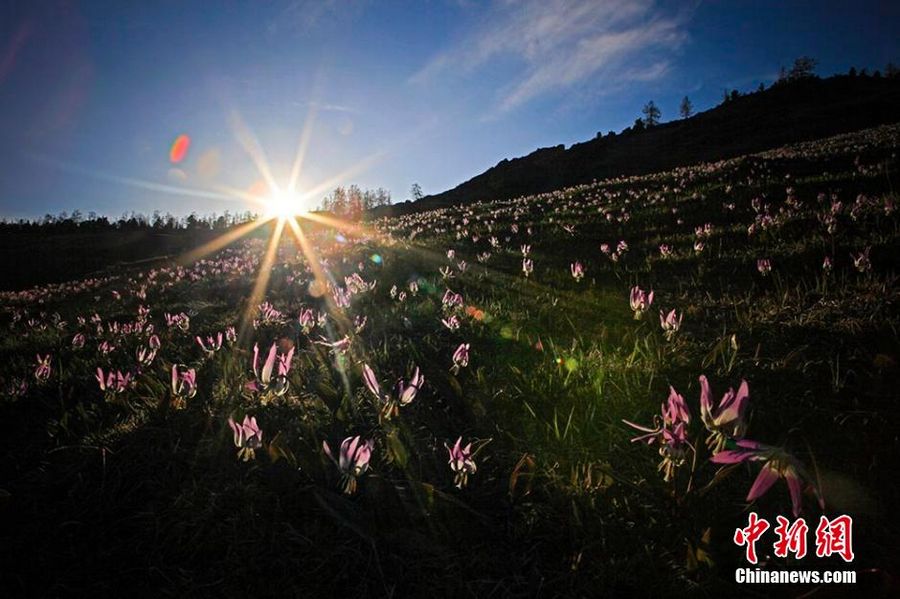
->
[[410, 182, 423, 202], [679, 96, 693, 119], [642, 101, 661, 127], [788, 56, 817, 79]]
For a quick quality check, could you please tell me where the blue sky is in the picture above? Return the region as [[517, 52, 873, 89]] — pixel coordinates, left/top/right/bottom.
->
[[1, 0, 898, 220]]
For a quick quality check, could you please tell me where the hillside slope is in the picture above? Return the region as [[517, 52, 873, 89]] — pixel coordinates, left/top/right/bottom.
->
[[381, 75, 900, 215]]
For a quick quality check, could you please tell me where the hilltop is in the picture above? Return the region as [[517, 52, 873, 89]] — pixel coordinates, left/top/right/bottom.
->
[[380, 74, 900, 215]]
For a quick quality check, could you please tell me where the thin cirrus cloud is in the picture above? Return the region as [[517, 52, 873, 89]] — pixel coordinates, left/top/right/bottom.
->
[[266, 0, 368, 36], [412, 0, 689, 113]]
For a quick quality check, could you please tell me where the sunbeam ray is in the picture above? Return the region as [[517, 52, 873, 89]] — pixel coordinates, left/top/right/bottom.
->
[[238, 217, 286, 342], [178, 217, 271, 265], [286, 102, 318, 196], [26, 153, 246, 203], [228, 109, 282, 197]]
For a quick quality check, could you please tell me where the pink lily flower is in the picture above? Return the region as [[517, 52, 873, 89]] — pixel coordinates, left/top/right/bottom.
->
[[34, 354, 52, 384], [445, 437, 477, 489], [442, 289, 463, 310], [851, 247, 871, 273], [323, 435, 374, 494], [247, 342, 292, 398], [196, 332, 223, 355], [699, 375, 750, 453], [442, 315, 461, 331], [629, 286, 654, 319], [171, 364, 198, 403], [96, 367, 132, 395], [397, 367, 424, 406], [354, 315, 367, 333], [623, 386, 691, 481], [136, 345, 157, 367], [363, 363, 423, 419], [659, 309, 683, 340], [451, 343, 470, 374], [315, 335, 351, 355], [362, 363, 392, 417], [228, 415, 263, 462], [570, 261, 585, 282], [711, 440, 823, 517]]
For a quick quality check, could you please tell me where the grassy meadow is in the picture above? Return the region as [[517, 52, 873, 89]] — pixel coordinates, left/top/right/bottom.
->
[[2, 123, 899, 597]]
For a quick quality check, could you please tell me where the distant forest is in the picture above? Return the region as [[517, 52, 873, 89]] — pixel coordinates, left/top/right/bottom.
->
[[0, 209, 258, 234], [0, 184, 391, 234]]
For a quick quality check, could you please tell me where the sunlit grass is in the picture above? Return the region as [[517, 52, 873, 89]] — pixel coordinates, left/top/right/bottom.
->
[[1, 123, 898, 595]]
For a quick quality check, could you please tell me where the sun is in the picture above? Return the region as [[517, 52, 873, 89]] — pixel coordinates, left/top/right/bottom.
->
[[265, 190, 307, 220]]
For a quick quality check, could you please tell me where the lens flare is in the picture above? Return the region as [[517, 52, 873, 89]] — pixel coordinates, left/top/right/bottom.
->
[[169, 134, 191, 163]]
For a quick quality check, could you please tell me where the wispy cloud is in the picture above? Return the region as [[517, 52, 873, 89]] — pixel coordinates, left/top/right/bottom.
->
[[290, 100, 359, 114], [267, 0, 368, 36], [413, 0, 689, 113]]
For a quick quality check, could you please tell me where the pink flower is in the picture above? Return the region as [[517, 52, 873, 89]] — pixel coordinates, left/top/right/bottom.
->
[[397, 367, 424, 406], [196, 332, 223, 355], [96, 367, 132, 395], [164, 312, 190, 332], [851, 247, 871, 273], [623, 386, 691, 481], [451, 343, 470, 374], [442, 315, 461, 331], [323, 435, 374, 494], [136, 345, 157, 367], [699, 375, 750, 453], [757, 258, 772, 276], [315, 335, 351, 355], [629, 286, 654, 319], [522, 258, 534, 277], [445, 437, 477, 489], [247, 342, 292, 398], [659, 309, 683, 340], [362, 363, 423, 420], [570, 261, 585, 282], [171, 364, 197, 401], [34, 354, 52, 384], [711, 440, 823, 517], [228, 415, 263, 462], [298, 308, 316, 331], [442, 289, 463, 310], [354, 315, 367, 333]]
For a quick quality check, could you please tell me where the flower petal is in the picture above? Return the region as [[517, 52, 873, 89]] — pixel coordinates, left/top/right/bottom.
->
[[747, 463, 780, 501]]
